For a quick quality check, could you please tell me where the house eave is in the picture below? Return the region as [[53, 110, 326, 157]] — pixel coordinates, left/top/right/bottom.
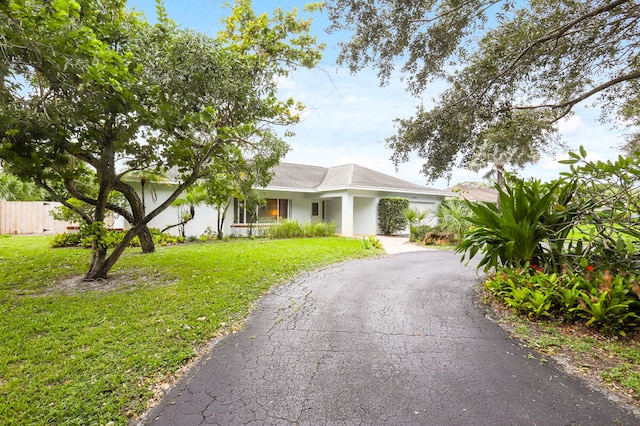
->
[[261, 184, 453, 197]]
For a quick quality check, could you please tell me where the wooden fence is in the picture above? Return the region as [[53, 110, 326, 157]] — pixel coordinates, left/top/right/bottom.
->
[[0, 201, 76, 235]]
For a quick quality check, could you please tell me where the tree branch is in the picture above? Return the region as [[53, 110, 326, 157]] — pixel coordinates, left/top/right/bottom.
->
[[33, 178, 94, 224], [411, 0, 501, 25], [142, 139, 220, 225], [63, 178, 134, 223], [513, 69, 640, 118], [502, 0, 632, 79]]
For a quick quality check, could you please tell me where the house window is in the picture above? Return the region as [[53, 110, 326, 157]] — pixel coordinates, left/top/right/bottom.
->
[[312, 202, 319, 216], [234, 198, 289, 224]]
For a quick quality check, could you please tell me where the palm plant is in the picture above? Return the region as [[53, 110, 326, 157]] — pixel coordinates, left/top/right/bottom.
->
[[404, 207, 429, 241], [436, 199, 471, 238], [163, 184, 209, 237]]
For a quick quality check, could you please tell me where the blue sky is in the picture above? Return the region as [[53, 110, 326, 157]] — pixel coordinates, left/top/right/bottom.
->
[[127, 0, 630, 189]]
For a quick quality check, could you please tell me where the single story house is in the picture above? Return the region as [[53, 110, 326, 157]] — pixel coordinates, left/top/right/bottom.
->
[[121, 163, 453, 237]]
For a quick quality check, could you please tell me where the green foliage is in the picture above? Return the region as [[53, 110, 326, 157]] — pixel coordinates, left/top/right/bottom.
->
[[49, 198, 90, 224], [458, 149, 640, 276], [361, 235, 383, 250], [378, 197, 409, 235], [0, 171, 46, 201], [404, 206, 431, 242], [267, 219, 336, 239], [164, 184, 210, 236], [436, 198, 472, 238], [555, 282, 582, 321], [327, 0, 639, 182], [51, 228, 183, 249], [572, 272, 640, 335], [410, 225, 433, 244], [457, 176, 569, 271], [485, 267, 640, 334], [558, 150, 640, 273], [0, 235, 373, 425], [486, 268, 556, 319], [0, 0, 323, 279]]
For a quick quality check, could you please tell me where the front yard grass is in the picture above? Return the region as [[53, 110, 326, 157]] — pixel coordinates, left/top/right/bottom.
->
[[0, 235, 379, 425]]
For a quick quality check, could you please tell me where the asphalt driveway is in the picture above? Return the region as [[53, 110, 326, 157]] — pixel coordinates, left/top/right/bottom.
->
[[141, 250, 639, 425]]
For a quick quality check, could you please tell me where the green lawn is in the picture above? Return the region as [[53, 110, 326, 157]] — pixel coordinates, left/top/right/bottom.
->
[[0, 235, 378, 425]]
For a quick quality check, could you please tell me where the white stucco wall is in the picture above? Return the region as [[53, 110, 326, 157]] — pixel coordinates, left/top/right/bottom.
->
[[353, 197, 377, 235], [409, 200, 439, 227], [121, 182, 226, 237], [291, 198, 312, 223], [323, 198, 342, 233], [117, 180, 448, 238]]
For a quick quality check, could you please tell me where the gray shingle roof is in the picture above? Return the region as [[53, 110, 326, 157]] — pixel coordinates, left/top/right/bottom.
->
[[265, 162, 449, 195], [448, 184, 499, 203]]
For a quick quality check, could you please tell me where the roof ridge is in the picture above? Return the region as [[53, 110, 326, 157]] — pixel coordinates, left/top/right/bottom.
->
[[350, 163, 436, 190], [279, 161, 328, 170], [347, 163, 355, 186]]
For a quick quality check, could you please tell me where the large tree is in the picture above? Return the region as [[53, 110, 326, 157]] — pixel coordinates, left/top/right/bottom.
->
[[0, 0, 322, 279], [327, 0, 640, 182]]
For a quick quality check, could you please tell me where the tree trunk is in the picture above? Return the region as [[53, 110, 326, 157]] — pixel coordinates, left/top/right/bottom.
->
[[496, 163, 505, 188], [85, 226, 140, 280], [217, 198, 231, 239], [115, 180, 156, 253], [138, 226, 154, 252], [495, 163, 505, 212], [85, 244, 108, 280], [88, 164, 206, 280]]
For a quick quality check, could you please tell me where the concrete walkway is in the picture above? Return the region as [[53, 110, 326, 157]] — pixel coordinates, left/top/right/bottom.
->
[[141, 251, 638, 425], [376, 234, 432, 254]]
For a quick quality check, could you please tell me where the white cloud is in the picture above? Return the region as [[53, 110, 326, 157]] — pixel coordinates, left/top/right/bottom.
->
[[557, 115, 585, 135], [279, 63, 634, 188]]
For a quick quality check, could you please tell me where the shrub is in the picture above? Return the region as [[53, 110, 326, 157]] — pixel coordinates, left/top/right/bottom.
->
[[378, 197, 409, 235], [199, 226, 218, 242], [485, 266, 640, 334], [558, 149, 640, 273], [270, 220, 303, 238], [51, 232, 85, 248], [457, 175, 576, 272], [404, 207, 431, 241], [268, 220, 336, 239], [361, 235, 382, 250], [411, 225, 433, 243], [52, 227, 184, 248], [436, 198, 472, 238]]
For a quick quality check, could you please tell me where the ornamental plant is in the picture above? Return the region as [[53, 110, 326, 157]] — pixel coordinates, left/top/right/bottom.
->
[[378, 197, 409, 235], [457, 175, 578, 272], [485, 266, 640, 334]]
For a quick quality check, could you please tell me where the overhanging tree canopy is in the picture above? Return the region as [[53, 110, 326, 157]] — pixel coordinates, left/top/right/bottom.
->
[[0, 0, 323, 279], [327, 0, 640, 181]]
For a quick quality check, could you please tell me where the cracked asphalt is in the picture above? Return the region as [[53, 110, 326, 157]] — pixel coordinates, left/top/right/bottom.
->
[[141, 250, 639, 425]]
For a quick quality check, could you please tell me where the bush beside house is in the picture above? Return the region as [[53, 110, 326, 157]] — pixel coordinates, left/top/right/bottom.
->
[[378, 197, 409, 235]]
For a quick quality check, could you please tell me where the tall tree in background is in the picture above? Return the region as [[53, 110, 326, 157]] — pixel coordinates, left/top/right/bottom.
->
[[0, 0, 323, 279], [0, 170, 47, 201], [327, 0, 640, 182]]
